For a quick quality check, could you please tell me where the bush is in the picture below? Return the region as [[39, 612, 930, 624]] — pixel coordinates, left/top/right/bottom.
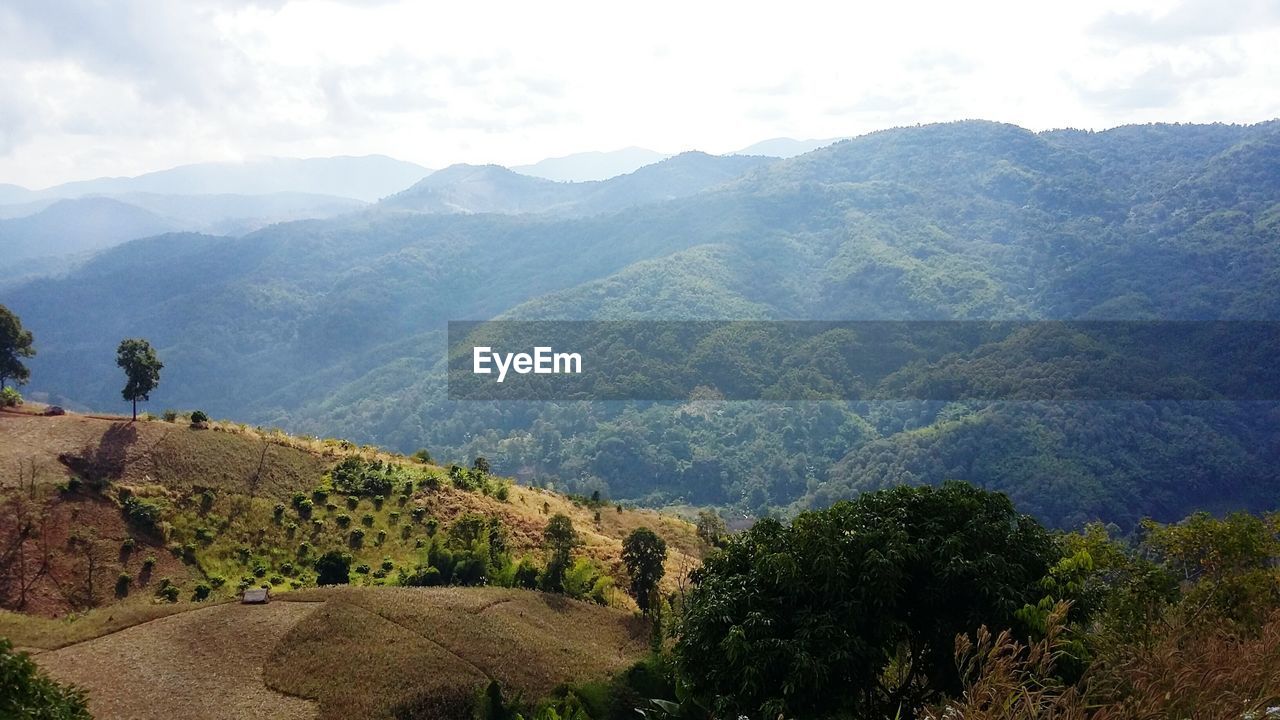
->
[[142, 554, 157, 570], [0, 387, 23, 407], [411, 448, 433, 464], [273, 503, 286, 521], [349, 528, 365, 547], [355, 563, 371, 574], [361, 513, 375, 527], [381, 558, 394, 571], [269, 575, 284, 586], [0, 638, 92, 719], [121, 495, 163, 533], [121, 537, 136, 552], [336, 513, 352, 528], [296, 542, 312, 557], [252, 564, 267, 578], [314, 550, 351, 585], [157, 582, 180, 603], [194, 526, 213, 543], [116, 573, 132, 597], [209, 575, 226, 588], [193, 583, 211, 601], [161, 409, 177, 422], [189, 409, 209, 426], [399, 565, 442, 587], [346, 495, 360, 510]]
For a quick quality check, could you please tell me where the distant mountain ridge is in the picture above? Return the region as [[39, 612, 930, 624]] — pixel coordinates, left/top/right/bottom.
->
[[381, 151, 776, 216], [513, 147, 671, 182], [12, 155, 431, 203]]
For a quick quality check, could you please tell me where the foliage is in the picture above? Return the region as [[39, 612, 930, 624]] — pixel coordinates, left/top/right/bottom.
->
[[676, 481, 1056, 718], [0, 386, 21, 407], [314, 550, 352, 585], [0, 304, 35, 390], [0, 637, 91, 720], [115, 337, 162, 420], [621, 527, 666, 614]]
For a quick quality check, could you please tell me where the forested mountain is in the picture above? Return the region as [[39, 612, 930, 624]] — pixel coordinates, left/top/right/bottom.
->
[[512, 147, 670, 181], [5, 120, 1280, 528], [381, 152, 775, 217], [0, 198, 180, 262]]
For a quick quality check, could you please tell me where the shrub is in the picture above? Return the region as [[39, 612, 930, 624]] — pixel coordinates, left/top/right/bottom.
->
[[209, 575, 226, 588], [373, 495, 385, 510], [161, 409, 177, 422], [361, 513, 375, 527], [189, 409, 209, 426], [296, 542, 312, 557], [142, 555, 157, 570], [355, 563, 371, 574], [514, 557, 540, 589], [411, 507, 427, 523], [121, 537, 136, 552], [402, 480, 415, 496], [312, 488, 329, 503], [121, 495, 163, 533], [193, 583, 211, 601], [311, 519, 324, 532], [194, 526, 213, 543], [388, 511, 401, 525], [399, 565, 442, 587], [411, 448, 433, 464], [273, 503, 286, 521], [252, 564, 267, 578], [0, 387, 23, 407], [375, 530, 387, 545], [495, 484, 510, 502], [157, 582, 180, 603], [314, 550, 351, 585], [330, 456, 394, 497], [116, 573, 132, 597], [280, 562, 295, 575], [269, 575, 284, 586], [346, 495, 360, 510], [349, 528, 365, 547], [336, 513, 352, 528], [381, 558, 394, 571], [372, 568, 387, 579], [0, 638, 92, 719]]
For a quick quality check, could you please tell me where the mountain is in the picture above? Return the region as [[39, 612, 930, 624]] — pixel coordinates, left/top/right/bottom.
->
[[5, 120, 1280, 528], [732, 136, 845, 157], [381, 152, 775, 216], [0, 183, 37, 205], [0, 197, 180, 263], [25, 155, 431, 203], [105, 191, 367, 235], [513, 147, 670, 181]]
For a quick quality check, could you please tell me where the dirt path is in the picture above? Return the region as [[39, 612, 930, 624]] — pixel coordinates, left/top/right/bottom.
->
[[37, 601, 320, 720]]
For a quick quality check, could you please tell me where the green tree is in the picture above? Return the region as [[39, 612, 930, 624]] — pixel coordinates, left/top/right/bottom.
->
[[621, 527, 667, 614], [0, 638, 92, 719], [541, 513, 578, 592], [0, 304, 35, 390], [314, 550, 351, 585], [675, 481, 1056, 719], [115, 338, 163, 420], [694, 510, 727, 547]]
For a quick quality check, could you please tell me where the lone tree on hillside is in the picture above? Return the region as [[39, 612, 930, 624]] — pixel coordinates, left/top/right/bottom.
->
[[541, 513, 578, 592], [621, 526, 667, 615], [0, 304, 35, 390], [116, 338, 163, 420]]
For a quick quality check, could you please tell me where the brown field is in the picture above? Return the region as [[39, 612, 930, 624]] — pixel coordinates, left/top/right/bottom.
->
[[36, 600, 321, 720], [268, 586, 650, 720], [27, 586, 649, 720]]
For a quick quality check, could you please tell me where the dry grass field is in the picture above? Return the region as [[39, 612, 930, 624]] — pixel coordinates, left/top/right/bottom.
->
[[268, 586, 650, 720], [36, 600, 321, 720]]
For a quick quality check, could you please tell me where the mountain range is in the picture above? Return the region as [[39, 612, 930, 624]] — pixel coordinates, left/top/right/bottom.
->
[[4, 120, 1279, 529]]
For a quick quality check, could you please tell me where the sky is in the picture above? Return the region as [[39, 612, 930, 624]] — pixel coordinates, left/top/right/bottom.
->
[[1, 0, 1278, 189]]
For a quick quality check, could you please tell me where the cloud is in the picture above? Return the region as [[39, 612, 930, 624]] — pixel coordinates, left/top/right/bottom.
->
[[1092, 0, 1280, 43], [1071, 55, 1242, 112]]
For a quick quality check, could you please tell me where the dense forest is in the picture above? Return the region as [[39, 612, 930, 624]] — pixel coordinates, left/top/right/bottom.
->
[[5, 120, 1280, 527]]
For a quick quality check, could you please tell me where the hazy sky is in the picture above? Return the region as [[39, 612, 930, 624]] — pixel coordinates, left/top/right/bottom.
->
[[2, 0, 1278, 188]]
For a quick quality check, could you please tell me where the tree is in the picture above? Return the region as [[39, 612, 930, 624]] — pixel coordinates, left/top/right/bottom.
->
[[694, 510, 727, 547], [472, 456, 490, 474], [541, 513, 578, 592], [116, 338, 163, 420], [621, 527, 667, 614], [314, 550, 351, 585], [0, 638, 92, 719], [0, 305, 35, 390], [675, 481, 1056, 719]]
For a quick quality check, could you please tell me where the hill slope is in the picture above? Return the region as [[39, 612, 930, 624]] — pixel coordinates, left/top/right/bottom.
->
[[5, 120, 1280, 526]]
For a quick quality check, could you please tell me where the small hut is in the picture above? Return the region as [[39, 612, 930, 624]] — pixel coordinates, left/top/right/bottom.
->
[[241, 588, 270, 604]]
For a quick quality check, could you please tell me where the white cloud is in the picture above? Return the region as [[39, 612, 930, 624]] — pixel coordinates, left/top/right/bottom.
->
[[0, 0, 1277, 188]]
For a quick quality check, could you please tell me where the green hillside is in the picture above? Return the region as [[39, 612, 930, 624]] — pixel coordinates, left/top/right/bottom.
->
[[5, 120, 1280, 526]]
